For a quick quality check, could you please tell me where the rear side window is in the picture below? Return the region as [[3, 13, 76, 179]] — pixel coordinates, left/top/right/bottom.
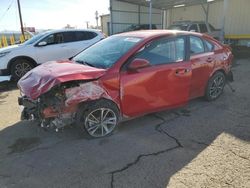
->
[[75, 31, 97, 41], [190, 36, 205, 55], [135, 37, 185, 65], [199, 24, 208, 33], [63, 32, 76, 42], [204, 39, 214, 52]]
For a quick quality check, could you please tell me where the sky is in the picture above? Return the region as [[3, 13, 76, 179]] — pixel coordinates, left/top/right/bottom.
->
[[0, 0, 110, 31]]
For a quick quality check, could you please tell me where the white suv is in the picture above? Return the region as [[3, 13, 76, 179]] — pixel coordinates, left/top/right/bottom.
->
[[0, 29, 105, 80]]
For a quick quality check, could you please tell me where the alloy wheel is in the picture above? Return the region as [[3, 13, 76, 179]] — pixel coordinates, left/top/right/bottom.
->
[[15, 62, 33, 78], [209, 75, 225, 99], [85, 108, 117, 137]]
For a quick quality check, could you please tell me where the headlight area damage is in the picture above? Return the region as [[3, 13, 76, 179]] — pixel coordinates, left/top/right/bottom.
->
[[18, 81, 113, 131]]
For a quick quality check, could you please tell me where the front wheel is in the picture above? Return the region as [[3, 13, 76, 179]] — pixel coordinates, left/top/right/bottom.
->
[[77, 100, 119, 138], [205, 71, 226, 101], [11, 58, 34, 80]]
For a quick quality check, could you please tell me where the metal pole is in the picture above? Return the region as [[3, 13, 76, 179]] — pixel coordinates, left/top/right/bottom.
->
[[163, 9, 167, 29], [17, 0, 24, 37], [95, 11, 99, 28], [109, 0, 113, 35], [149, 0, 152, 29], [206, 3, 209, 25], [220, 0, 228, 42]]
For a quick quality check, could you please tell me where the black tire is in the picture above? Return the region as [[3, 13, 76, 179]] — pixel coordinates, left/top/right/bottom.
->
[[76, 99, 120, 138], [21, 107, 28, 120], [10, 58, 34, 80], [205, 71, 226, 101]]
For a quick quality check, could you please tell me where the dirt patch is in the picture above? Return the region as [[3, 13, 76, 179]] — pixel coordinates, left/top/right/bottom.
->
[[8, 137, 41, 154]]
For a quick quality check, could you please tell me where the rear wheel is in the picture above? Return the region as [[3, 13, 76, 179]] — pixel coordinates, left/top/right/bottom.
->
[[11, 58, 34, 80], [77, 100, 119, 138], [205, 71, 226, 101]]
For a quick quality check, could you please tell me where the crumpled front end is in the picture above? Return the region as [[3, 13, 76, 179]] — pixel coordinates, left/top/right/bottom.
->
[[19, 80, 113, 131]]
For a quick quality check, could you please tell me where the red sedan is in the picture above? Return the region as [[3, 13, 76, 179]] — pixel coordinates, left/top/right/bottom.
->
[[18, 30, 233, 138]]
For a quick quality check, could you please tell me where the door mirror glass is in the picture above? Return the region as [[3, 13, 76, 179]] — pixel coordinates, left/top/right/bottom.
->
[[128, 58, 150, 70], [37, 41, 47, 46]]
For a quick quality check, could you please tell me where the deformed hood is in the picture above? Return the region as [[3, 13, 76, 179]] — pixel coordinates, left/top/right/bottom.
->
[[18, 60, 106, 99]]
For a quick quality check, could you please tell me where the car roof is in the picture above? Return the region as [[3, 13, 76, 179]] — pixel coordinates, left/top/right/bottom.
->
[[42, 29, 101, 35], [173, 21, 208, 25], [116, 29, 203, 39]]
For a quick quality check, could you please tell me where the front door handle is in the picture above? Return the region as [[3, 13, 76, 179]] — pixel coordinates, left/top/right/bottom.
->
[[176, 68, 190, 75], [207, 57, 214, 62]]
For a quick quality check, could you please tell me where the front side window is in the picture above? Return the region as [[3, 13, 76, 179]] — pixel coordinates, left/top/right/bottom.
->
[[189, 24, 198, 32], [190, 36, 205, 55], [42, 33, 64, 45], [134, 37, 185, 65]]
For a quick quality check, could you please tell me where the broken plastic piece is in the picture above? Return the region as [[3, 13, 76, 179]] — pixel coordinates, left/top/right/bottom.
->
[[65, 81, 111, 106]]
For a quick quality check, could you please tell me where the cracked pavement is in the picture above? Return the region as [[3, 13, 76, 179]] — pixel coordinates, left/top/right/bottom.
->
[[0, 59, 250, 188]]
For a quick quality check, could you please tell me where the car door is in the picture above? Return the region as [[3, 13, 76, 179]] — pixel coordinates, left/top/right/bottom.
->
[[120, 36, 192, 117], [35, 32, 70, 64], [189, 35, 215, 99], [66, 31, 100, 57]]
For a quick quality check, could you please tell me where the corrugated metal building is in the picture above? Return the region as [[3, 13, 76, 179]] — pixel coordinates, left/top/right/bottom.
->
[[102, 0, 250, 40]]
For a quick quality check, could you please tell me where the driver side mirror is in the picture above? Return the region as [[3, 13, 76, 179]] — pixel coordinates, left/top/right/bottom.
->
[[37, 41, 47, 47], [128, 58, 150, 71]]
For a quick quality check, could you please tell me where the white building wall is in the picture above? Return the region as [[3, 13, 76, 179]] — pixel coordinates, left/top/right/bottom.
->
[[169, 0, 250, 35]]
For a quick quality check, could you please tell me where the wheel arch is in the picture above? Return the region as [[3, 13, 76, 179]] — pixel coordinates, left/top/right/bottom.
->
[[78, 98, 121, 115], [209, 68, 226, 79], [7, 56, 37, 71]]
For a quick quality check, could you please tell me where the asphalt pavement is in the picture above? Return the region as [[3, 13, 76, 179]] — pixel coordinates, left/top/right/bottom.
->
[[0, 59, 249, 188]]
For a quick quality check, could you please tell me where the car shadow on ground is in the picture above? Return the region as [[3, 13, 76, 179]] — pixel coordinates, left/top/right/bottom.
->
[[0, 80, 17, 92], [0, 59, 249, 187]]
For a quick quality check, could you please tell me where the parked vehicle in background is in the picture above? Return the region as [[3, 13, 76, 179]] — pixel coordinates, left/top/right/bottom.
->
[[18, 30, 233, 138], [0, 29, 105, 80], [123, 24, 157, 32], [168, 21, 221, 40]]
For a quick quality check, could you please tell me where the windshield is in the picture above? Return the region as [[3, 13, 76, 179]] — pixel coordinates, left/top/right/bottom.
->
[[23, 32, 47, 45], [168, 25, 188, 31], [73, 36, 142, 69]]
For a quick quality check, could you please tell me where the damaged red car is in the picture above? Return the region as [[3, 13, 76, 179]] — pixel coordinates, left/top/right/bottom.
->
[[18, 30, 233, 138]]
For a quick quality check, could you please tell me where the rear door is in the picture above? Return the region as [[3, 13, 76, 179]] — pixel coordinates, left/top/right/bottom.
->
[[189, 35, 215, 98], [120, 36, 192, 117]]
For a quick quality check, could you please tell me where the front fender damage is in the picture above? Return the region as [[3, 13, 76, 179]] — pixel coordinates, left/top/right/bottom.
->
[[64, 81, 112, 106], [38, 81, 116, 131]]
